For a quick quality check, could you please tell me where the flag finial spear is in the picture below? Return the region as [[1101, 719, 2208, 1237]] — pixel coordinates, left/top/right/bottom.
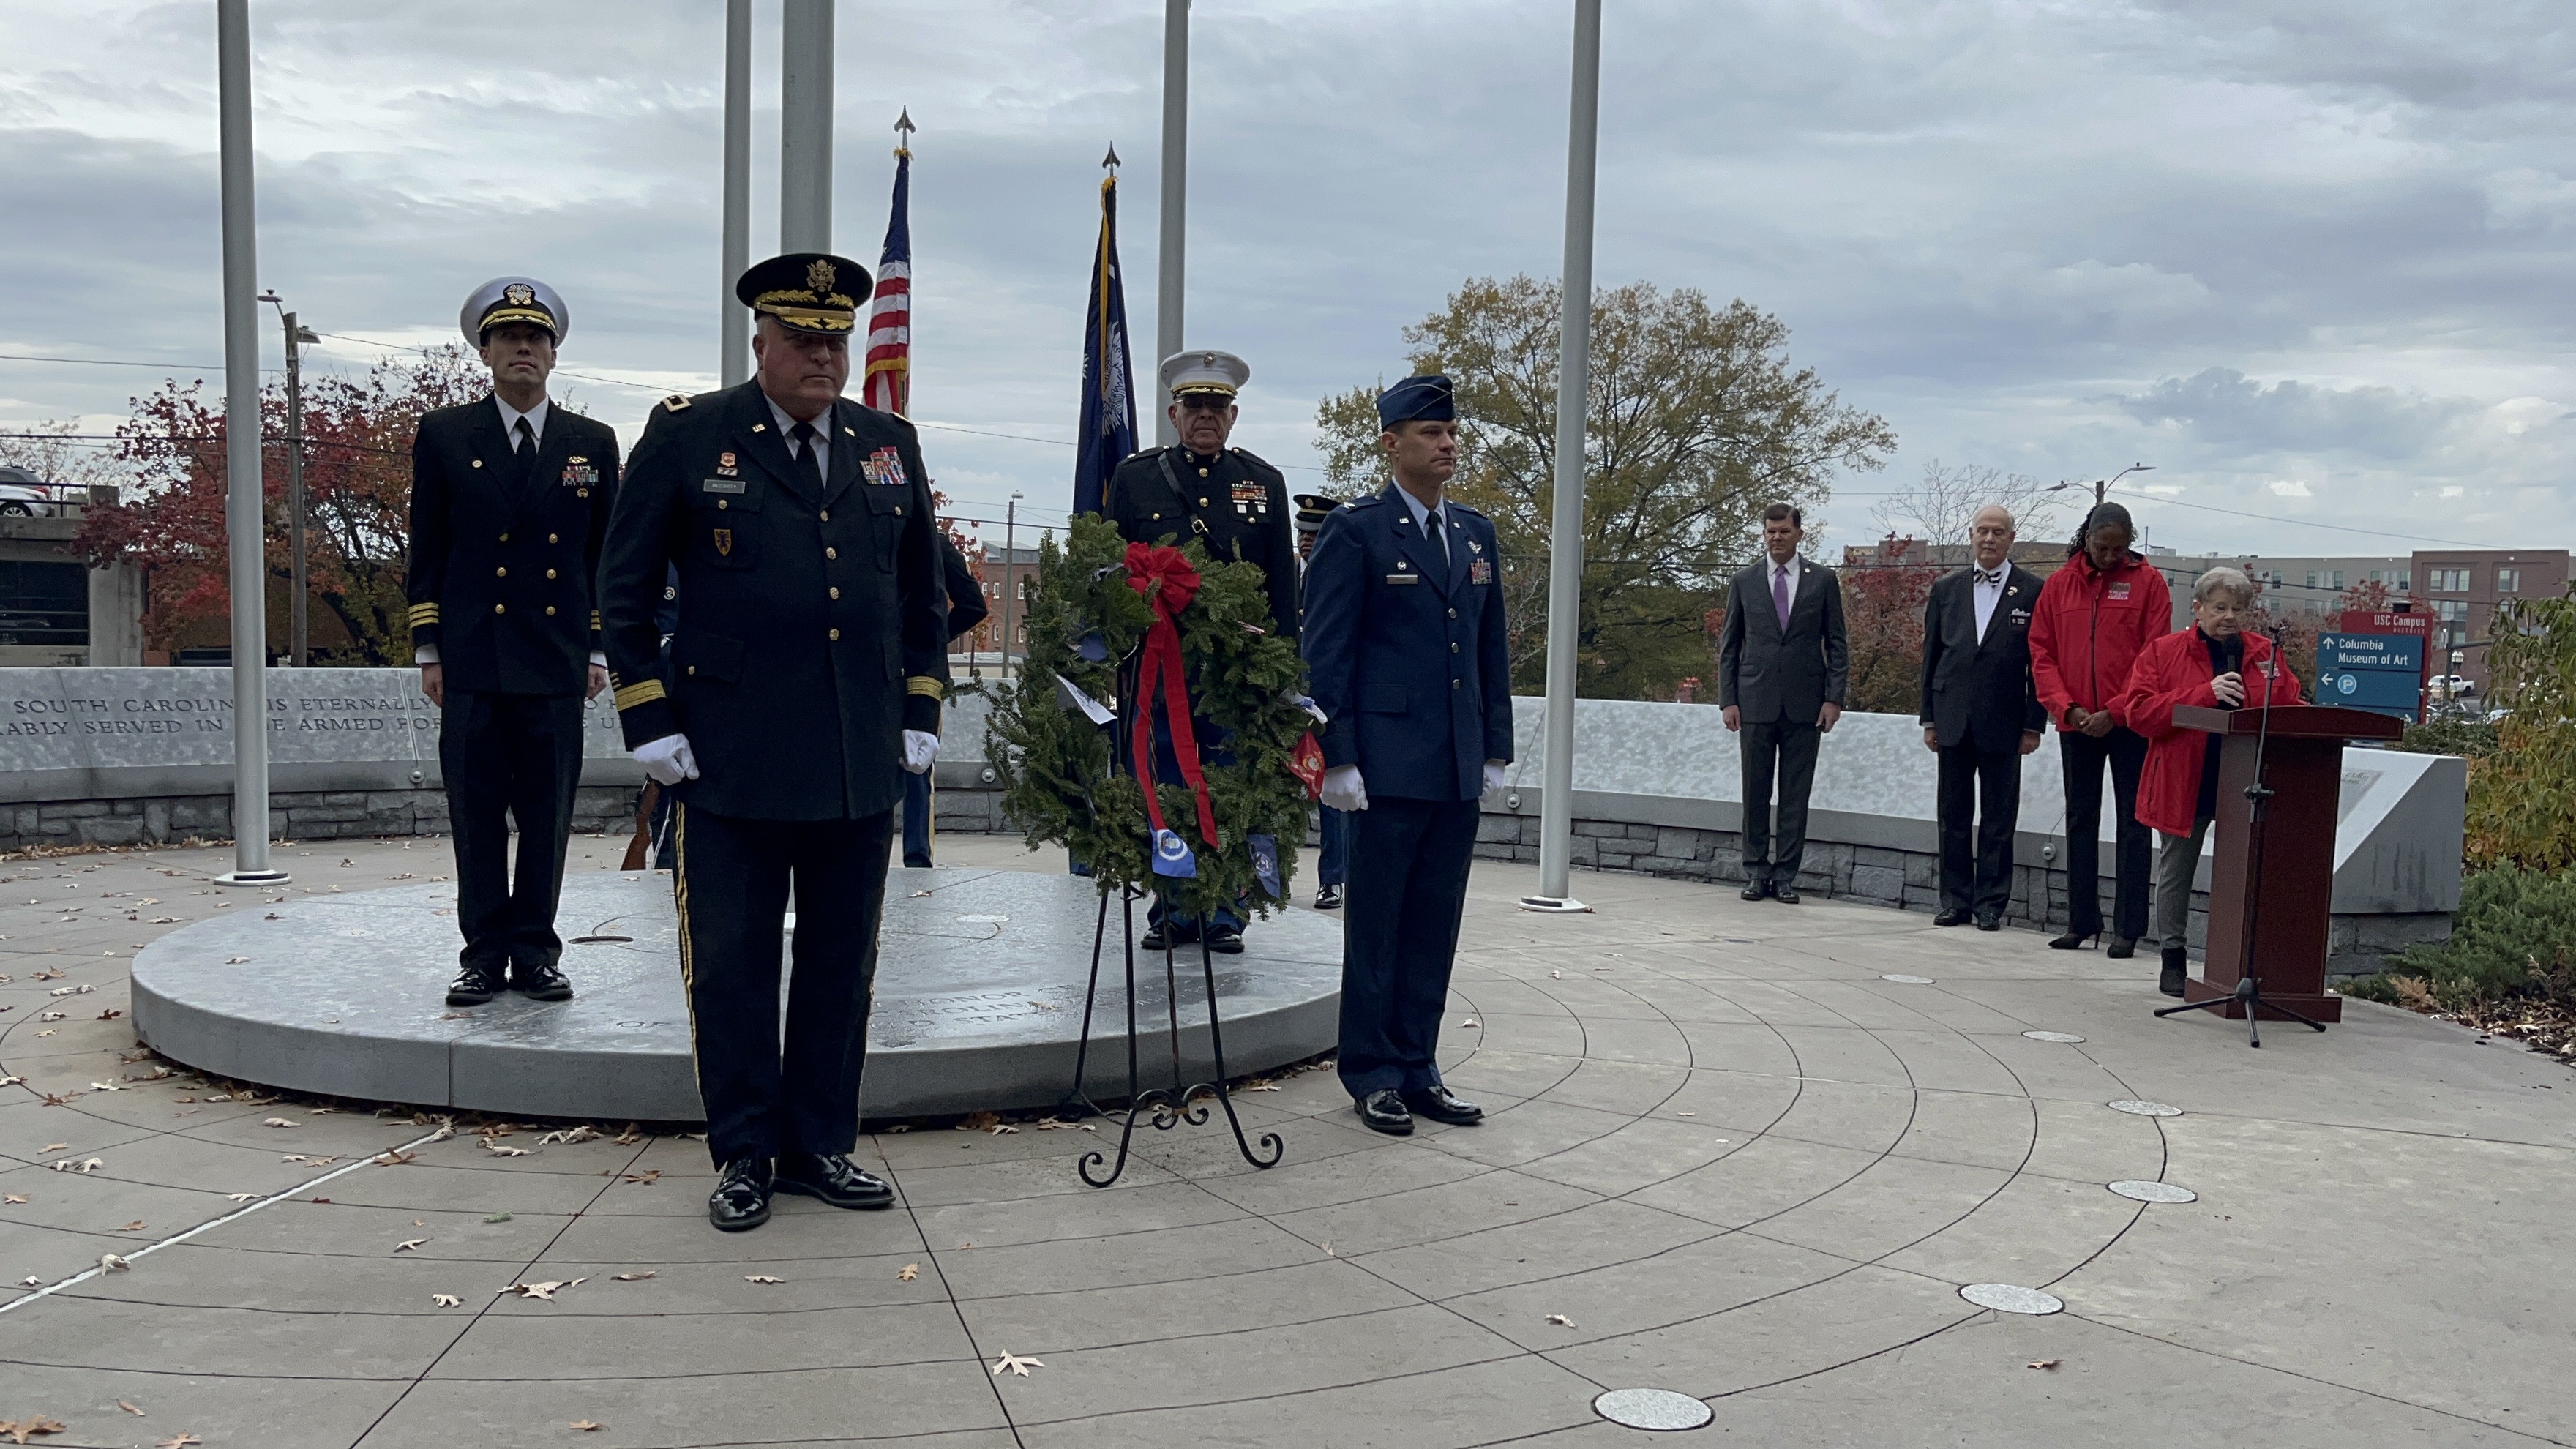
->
[[1102, 145, 1121, 172], [894, 107, 915, 158]]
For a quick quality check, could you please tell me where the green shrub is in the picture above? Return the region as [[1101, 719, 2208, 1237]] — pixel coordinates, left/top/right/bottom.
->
[[2370, 866, 2576, 1003], [2393, 717, 2498, 759]]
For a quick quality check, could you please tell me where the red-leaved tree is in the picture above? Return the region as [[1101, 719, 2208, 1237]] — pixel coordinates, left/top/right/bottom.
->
[[1840, 547, 1942, 715]]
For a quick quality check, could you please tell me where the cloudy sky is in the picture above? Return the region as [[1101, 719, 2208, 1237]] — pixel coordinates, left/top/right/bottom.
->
[[2, 0, 2569, 566]]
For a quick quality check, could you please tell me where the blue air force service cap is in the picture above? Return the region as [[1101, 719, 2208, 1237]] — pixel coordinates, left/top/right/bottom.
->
[[460, 277, 568, 344], [734, 252, 870, 335], [1377, 374, 1455, 428]]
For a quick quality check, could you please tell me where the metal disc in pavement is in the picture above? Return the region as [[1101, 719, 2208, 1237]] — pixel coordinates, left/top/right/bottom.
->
[[1961, 1283, 2064, 1315], [2110, 1179, 2198, 1203], [1880, 973, 1936, 984], [2107, 1099, 2182, 1117], [2022, 1030, 2086, 1044], [1594, 1388, 1715, 1431]]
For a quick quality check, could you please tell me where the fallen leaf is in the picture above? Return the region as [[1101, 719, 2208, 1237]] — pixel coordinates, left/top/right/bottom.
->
[[744, 1275, 784, 1284], [898, 1263, 919, 1281], [957, 1110, 1002, 1132], [263, 1117, 299, 1128], [621, 1169, 661, 1185], [119, 1220, 146, 1232], [571, 1422, 604, 1433], [2029, 1358, 2062, 1371], [374, 1150, 417, 1166], [35, 1011, 64, 1022], [39, 1143, 66, 1154], [225, 956, 248, 964], [100, 1252, 131, 1270], [97, 1009, 122, 1021], [483, 1212, 514, 1223], [227, 1193, 255, 1202], [0, 1419, 68, 1445], [157, 1436, 201, 1449], [1551, 969, 1562, 978], [1545, 1314, 1576, 1327], [433, 1293, 462, 1307], [536, 1126, 598, 1145], [503, 1278, 584, 1300], [989, 1351, 1045, 1377], [1460, 1017, 1480, 1027], [394, 1238, 430, 1253], [611, 1270, 655, 1281], [989, 1123, 1018, 1135], [2, 1194, 26, 1205], [118, 1401, 145, 1416], [88, 1080, 124, 1092], [481, 1141, 531, 1157], [909, 888, 933, 897]]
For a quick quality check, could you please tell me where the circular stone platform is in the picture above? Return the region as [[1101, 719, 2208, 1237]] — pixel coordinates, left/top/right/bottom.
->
[[128, 866, 1343, 1121]]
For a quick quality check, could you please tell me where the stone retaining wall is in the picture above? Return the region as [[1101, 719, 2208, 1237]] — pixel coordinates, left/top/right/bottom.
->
[[1, 786, 639, 853]]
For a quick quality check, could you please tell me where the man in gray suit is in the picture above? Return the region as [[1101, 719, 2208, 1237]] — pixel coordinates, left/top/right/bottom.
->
[[1717, 503, 1849, 903]]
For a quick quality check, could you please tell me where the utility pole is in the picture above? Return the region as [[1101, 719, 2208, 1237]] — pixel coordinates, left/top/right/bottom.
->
[[779, 0, 835, 253], [999, 493, 1023, 680], [261, 291, 318, 667], [214, 0, 288, 886], [1522, 0, 1604, 914], [1153, 0, 1189, 446], [719, 0, 752, 386]]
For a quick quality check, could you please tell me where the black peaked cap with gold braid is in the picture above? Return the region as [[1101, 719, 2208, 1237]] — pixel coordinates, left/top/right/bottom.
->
[[734, 252, 869, 336]]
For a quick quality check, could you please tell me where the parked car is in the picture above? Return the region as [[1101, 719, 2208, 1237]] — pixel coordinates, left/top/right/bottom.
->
[[0, 465, 72, 517]]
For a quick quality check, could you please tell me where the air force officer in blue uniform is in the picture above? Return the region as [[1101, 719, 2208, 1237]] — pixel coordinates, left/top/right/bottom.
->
[[1300, 375, 1511, 1136]]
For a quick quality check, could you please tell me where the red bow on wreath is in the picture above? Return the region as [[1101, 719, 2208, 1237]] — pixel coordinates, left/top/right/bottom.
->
[[1125, 542, 1224, 855]]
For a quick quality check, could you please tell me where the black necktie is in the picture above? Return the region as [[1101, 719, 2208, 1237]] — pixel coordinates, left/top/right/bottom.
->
[[513, 417, 535, 454], [1424, 509, 1444, 564], [790, 421, 825, 495]]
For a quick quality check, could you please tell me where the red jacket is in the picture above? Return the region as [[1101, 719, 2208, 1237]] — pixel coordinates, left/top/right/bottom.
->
[[2116, 627, 2304, 836], [2027, 552, 2173, 727]]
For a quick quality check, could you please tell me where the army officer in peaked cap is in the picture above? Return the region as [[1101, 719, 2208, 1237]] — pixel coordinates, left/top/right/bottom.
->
[[1300, 375, 1513, 1136], [406, 276, 619, 1009], [596, 252, 951, 1232], [1098, 348, 1298, 954]]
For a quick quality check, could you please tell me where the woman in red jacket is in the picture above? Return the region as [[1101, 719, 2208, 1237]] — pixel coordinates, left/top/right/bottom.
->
[[2115, 566, 2304, 995], [2026, 502, 2172, 955]]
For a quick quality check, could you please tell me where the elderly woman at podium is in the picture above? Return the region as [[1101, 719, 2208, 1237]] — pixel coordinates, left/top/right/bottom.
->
[[2113, 566, 2304, 999]]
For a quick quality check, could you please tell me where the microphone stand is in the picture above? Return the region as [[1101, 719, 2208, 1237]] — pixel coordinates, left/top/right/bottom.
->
[[2157, 622, 2326, 1046]]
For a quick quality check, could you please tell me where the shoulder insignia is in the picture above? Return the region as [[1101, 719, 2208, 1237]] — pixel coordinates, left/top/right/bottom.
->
[[1231, 447, 1282, 475], [661, 394, 692, 412], [1447, 501, 1485, 518], [1341, 495, 1382, 510]]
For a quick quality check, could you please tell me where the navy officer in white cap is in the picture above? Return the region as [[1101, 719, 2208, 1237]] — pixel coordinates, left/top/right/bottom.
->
[[405, 277, 620, 1009], [1098, 348, 1297, 954]]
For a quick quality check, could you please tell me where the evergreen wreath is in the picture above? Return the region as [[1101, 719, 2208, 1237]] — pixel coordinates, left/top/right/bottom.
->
[[984, 513, 1317, 916]]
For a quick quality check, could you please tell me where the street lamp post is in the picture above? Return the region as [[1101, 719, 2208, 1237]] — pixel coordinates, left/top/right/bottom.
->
[[2052, 462, 2156, 508], [1000, 492, 1025, 679], [259, 291, 319, 668]]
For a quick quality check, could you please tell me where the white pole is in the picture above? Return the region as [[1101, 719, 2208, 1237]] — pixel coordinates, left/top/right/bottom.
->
[[1153, 0, 1188, 447], [215, 0, 287, 887], [720, 0, 752, 386], [1523, 0, 1602, 913], [779, 0, 834, 254]]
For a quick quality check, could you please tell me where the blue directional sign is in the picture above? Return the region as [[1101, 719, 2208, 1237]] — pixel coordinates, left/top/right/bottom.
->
[[2315, 632, 2424, 722]]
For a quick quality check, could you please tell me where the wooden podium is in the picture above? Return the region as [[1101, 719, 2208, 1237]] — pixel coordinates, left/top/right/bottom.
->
[[2171, 704, 2405, 1024]]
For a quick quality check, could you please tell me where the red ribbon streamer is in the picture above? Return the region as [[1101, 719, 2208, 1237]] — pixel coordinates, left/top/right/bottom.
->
[[1125, 542, 1224, 851]]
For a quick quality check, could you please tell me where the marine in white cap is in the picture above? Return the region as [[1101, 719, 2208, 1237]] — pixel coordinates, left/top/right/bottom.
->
[[403, 276, 621, 1011], [1094, 348, 1297, 955]]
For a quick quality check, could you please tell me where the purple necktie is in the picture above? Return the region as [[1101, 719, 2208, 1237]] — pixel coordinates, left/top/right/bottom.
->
[[1772, 563, 1791, 630]]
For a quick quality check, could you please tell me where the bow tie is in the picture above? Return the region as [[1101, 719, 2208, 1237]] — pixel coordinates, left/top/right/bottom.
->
[[1976, 569, 2003, 585]]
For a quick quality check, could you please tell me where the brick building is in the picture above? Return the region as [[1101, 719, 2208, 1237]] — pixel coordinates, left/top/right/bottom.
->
[[2411, 548, 2570, 692]]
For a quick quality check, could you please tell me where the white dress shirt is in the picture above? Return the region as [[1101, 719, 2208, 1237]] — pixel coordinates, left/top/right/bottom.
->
[[768, 394, 831, 478], [1972, 563, 2007, 641], [494, 394, 550, 450], [1394, 483, 1450, 565]]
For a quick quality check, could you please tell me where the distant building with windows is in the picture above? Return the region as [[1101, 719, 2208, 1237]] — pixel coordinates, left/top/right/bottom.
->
[[2409, 549, 2569, 691]]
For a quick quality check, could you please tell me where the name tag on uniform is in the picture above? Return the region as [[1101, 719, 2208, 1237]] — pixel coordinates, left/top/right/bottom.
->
[[701, 478, 746, 495], [1469, 557, 1493, 585], [863, 446, 908, 488], [1386, 572, 1419, 585], [2109, 583, 2132, 601]]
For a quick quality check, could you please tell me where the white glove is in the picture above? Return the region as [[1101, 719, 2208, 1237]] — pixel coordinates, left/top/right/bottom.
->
[[1482, 760, 1509, 802], [634, 733, 698, 786], [902, 729, 939, 775], [1321, 764, 1368, 813]]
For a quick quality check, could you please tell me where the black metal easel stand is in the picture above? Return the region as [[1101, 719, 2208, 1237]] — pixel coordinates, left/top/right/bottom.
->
[[1062, 881, 1284, 1188], [2154, 643, 2327, 1049]]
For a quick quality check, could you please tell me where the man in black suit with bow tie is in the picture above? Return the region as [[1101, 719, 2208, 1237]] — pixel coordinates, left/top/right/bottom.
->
[[1718, 503, 1849, 903], [406, 276, 618, 1008], [1917, 505, 2047, 930]]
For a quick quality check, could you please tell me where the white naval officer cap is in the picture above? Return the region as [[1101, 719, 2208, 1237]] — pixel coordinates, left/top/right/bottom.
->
[[460, 277, 569, 345], [1158, 348, 1250, 400]]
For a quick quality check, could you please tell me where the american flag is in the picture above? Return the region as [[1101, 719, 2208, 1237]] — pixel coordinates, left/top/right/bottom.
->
[[863, 145, 913, 415]]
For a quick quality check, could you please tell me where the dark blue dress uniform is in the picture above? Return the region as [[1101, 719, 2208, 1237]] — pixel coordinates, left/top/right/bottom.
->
[[596, 271, 950, 1171], [900, 536, 990, 868], [1301, 451, 1513, 1102], [405, 279, 618, 994]]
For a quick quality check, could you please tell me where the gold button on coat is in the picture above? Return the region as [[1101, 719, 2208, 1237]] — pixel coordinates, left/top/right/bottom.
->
[[820, 509, 831, 521], [825, 547, 837, 560], [495, 567, 506, 577], [498, 533, 509, 542], [828, 627, 841, 641], [544, 605, 556, 615], [716, 498, 728, 510], [494, 603, 506, 615], [828, 587, 840, 599], [545, 569, 557, 580], [548, 533, 558, 544]]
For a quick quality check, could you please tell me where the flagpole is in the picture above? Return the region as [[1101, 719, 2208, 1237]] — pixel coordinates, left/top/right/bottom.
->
[[779, 0, 834, 252], [1153, 0, 1188, 447], [1524, 0, 1602, 914], [719, 0, 752, 386]]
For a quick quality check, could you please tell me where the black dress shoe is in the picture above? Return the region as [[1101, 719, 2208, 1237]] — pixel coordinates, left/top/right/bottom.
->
[[1354, 1089, 1414, 1135], [708, 1156, 773, 1232], [1933, 907, 1972, 927], [1974, 913, 2003, 932], [511, 959, 574, 1001], [1401, 1085, 1484, 1126], [2160, 946, 2189, 997], [2105, 937, 2137, 960], [1139, 921, 1197, 952], [445, 960, 507, 1006], [1740, 880, 1774, 902], [902, 853, 932, 869], [2049, 930, 2100, 951], [1205, 924, 1245, 954], [774, 1152, 895, 1210], [1314, 883, 1343, 910], [1774, 886, 1801, 905]]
